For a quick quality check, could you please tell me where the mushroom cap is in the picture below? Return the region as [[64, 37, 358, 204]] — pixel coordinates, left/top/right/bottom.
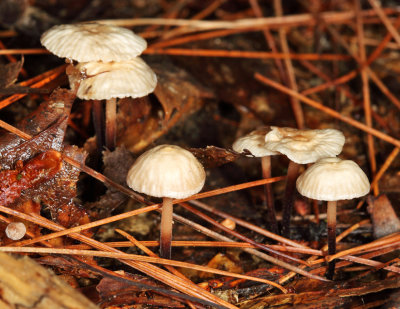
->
[[232, 128, 278, 157], [296, 157, 370, 201], [69, 57, 157, 100], [126, 145, 206, 199], [5, 222, 26, 240], [40, 23, 147, 62], [264, 126, 345, 164]]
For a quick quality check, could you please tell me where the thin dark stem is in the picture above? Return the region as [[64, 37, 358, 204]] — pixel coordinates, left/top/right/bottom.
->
[[105, 97, 117, 150], [261, 156, 279, 234], [160, 197, 174, 259], [326, 200, 337, 279], [281, 161, 300, 237]]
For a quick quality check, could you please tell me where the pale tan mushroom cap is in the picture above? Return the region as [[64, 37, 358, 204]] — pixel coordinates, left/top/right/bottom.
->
[[69, 57, 157, 100], [296, 157, 370, 201], [232, 129, 278, 157], [265, 126, 345, 164], [126, 145, 206, 199], [41, 23, 147, 62], [5, 222, 26, 240]]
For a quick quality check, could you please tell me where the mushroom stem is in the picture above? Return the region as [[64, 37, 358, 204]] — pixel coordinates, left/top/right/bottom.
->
[[261, 156, 279, 234], [281, 160, 300, 237], [92, 99, 104, 152], [326, 200, 337, 279], [105, 97, 117, 150], [160, 197, 174, 259]]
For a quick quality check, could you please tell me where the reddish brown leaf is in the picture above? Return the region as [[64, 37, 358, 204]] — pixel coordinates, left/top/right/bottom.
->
[[0, 149, 62, 206]]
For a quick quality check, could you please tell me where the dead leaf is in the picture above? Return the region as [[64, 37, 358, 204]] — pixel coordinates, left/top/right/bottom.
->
[[117, 59, 212, 153], [0, 149, 62, 206], [189, 145, 240, 168]]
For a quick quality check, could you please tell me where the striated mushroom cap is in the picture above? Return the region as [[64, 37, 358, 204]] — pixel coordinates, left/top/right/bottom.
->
[[69, 57, 157, 100], [265, 126, 345, 164], [296, 157, 370, 201], [232, 128, 278, 157], [126, 145, 206, 199], [41, 23, 147, 62]]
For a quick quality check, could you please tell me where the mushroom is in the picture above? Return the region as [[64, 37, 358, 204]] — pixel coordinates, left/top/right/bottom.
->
[[40, 23, 147, 62], [265, 126, 345, 237], [41, 22, 155, 150], [5, 222, 26, 240], [70, 58, 157, 100], [232, 128, 280, 234], [126, 145, 206, 258], [296, 157, 370, 279]]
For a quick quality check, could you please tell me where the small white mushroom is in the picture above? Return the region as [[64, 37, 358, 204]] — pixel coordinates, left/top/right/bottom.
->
[[233, 128, 279, 233], [126, 145, 206, 258], [296, 157, 370, 278]]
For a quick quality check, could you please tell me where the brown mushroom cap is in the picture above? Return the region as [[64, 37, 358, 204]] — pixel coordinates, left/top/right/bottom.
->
[[265, 126, 345, 164], [126, 145, 206, 199], [41, 23, 147, 62], [296, 157, 370, 201], [232, 129, 278, 157], [69, 57, 157, 100]]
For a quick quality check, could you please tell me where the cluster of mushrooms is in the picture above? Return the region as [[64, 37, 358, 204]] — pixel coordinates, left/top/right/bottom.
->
[[41, 22, 157, 150], [39, 22, 371, 279], [233, 126, 370, 278]]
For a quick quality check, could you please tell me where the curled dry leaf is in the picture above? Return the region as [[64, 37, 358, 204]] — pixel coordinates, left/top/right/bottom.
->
[[117, 59, 212, 153], [189, 145, 240, 168]]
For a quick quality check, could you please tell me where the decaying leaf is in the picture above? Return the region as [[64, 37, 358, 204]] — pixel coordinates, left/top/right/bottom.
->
[[0, 150, 62, 206], [189, 145, 240, 168], [367, 194, 400, 239], [151, 59, 213, 122], [0, 88, 74, 169], [0, 87, 92, 230], [117, 59, 212, 153]]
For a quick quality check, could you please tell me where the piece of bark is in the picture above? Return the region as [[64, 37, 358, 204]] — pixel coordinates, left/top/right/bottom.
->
[[367, 194, 400, 239], [0, 252, 98, 309]]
